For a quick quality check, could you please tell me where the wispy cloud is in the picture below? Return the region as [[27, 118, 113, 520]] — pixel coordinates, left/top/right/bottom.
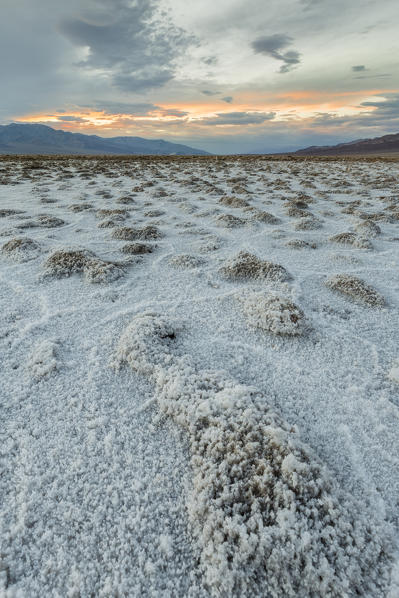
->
[[251, 34, 301, 73], [197, 111, 275, 126]]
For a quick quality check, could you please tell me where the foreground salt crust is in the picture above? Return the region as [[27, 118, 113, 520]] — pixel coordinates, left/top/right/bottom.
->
[[28, 339, 58, 380], [239, 293, 306, 335], [41, 249, 125, 283], [115, 313, 392, 598], [325, 274, 385, 306], [220, 251, 290, 282], [1, 237, 41, 262]]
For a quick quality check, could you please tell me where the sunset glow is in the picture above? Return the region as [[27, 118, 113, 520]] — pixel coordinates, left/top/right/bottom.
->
[[2, 0, 398, 152]]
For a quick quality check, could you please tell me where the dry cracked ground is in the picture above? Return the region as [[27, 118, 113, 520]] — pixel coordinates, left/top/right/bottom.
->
[[1, 155, 399, 597]]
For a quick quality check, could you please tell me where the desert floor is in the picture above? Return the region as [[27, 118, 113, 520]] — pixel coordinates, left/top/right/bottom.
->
[[1, 155, 399, 597]]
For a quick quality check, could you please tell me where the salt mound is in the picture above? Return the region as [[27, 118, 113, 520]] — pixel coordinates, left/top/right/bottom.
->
[[42, 249, 93, 278], [83, 259, 124, 284], [69, 203, 93, 212], [97, 219, 122, 229], [115, 313, 392, 598], [285, 199, 309, 209], [231, 184, 249, 195], [112, 225, 162, 241], [240, 293, 306, 335], [220, 251, 290, 282], [215, 214, 246, 228], [329, 232, 373, 249], [1, 237, 40, 262], [285, 206, 309, 218], [168, 254, 205, 269], [325, 274, 385, 306], [144, 209, 165, 217], [121, 242, 154, 255], [138, 225, 163, 240], [41, 249, 124, 283], [116, 195, 136, 204], [251, 211, 280, 224], [96, 209, 128, 219], [219, 196, 249, 208], [28, 340, 58, 380], [0, 209, 25, 217], [37, 214, 65, 228], [285, 239, 317, 249], [112, 227, 141, 240], [355, 221, 381, 238], [294, 218, 322, 231]]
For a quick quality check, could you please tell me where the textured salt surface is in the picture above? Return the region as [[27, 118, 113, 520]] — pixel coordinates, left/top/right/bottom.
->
[[0, 156, 399, 596]]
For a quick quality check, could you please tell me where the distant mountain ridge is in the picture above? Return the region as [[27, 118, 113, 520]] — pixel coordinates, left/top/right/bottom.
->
[[294, 132, 399, 156], [0, 123, 210, 156]]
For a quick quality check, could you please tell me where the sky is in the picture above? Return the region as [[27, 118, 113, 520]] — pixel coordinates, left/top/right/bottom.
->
[[1, 0, 399, 153]]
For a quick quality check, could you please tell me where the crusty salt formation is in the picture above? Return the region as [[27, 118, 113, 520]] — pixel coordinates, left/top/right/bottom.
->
[[215, 214, 246, 228], [1, 237, 40, 262], [325, 274, 385, 306], [97, 218, 123, 229], [285, 199, 310, 209], [112, 225, 162, 241], [355, 220, 381, 237], [37, 214, 65, 228], [240, 293, 306, 335], [293, 217, 322, 230], [121, 242, 154, 255], [96, 208, 128, 219], [218, 195, 249, 208], [83, 259, 125, 284], [284, 205, 309, 218], [168, 254, 205, 269], [285, 239, 317, 249], [0, 209, 24, 217], [329, 232, 373, 249], [41, 249, 93, 278], [41, 249, 124, 283], [116, 195, 136, 204], [251, 210, 280, 224], [144, 209, 165, 218], [114, 313, 392, 598], [220, 251, 290, 282], [68, 203, 93, 213], [28, 339, 58, 380], [111, 227, 138, 240]]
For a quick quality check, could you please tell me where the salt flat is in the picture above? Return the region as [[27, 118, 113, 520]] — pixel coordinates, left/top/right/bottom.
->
[[1, 155, 399, 596]]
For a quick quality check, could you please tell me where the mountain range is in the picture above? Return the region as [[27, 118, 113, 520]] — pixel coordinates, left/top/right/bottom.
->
[[0, 123, 210, 156], [1, 123, 398, 157], [294, 132, 399, 156]]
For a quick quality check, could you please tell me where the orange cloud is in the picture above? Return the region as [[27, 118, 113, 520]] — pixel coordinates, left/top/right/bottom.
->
[[13, 87, 399, 137]]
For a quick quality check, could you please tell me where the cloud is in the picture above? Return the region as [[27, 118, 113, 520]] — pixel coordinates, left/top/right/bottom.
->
[[58, 0, 193, 92], [306, 93, 399, 131], [201, 90, 221, 96], [352, 65, 366, 72], [221, 96, 233, 103], [202, 56, 218, 66], [360, 94, 399, 122], [251, 33, 301, 73], [198, 111, 275, 126], [353, 73, 392, 80], [158, 108, 189, 118], [88, 101, 161, 116], [57, 115, 88, 122]]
